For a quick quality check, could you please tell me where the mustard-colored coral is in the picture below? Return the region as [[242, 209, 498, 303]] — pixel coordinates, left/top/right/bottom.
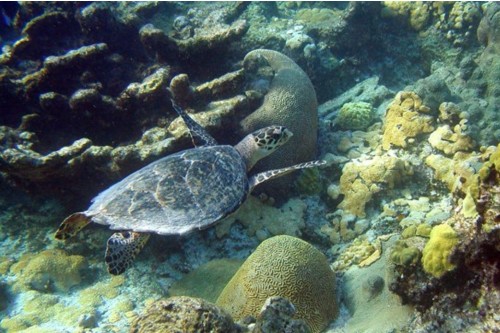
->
[[339, 155, 413, 217], [10, 249, 86, 292], [331, 237, 377, 271], [381, 2, 432, 31], [216, 235, 337, 333], [425, 151, 481, 194], [422, 224, 458, 278], [428, 124, 474, 155], [382, 91, 434, 150]]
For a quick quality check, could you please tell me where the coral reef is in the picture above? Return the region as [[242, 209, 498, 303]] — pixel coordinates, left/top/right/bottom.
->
[[9, 249, 86, 293], [389, 144, 500, 331], [331, 236, 377, 271], [215, 196, 306, 240], [131, 296, 238, 333], [216, 235, 337, 333], [390, 240, 422, 267], [0, 2, 498, 332]]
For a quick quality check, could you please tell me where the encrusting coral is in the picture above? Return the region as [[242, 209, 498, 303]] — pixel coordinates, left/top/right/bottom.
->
[[216, 235, 337, 333], [382, 91, 434, 150], [338, 155, 413, 217], [9, 249, 86, 293]]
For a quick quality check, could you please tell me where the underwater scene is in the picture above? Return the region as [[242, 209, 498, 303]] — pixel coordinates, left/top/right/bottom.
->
[[0, 1, 499, 332]]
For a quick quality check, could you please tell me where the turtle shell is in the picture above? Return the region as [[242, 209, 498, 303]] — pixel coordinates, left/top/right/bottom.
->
[[86, 145, 248, 235]]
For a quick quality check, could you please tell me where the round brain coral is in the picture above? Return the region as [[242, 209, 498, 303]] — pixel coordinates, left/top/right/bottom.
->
[[240, 49, 318, 196], [336, 102, 375, 131], [216, 235, 337, 333]]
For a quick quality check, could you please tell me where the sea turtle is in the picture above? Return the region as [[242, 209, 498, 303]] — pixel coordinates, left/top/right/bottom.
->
[[55, 100, 325, 275]]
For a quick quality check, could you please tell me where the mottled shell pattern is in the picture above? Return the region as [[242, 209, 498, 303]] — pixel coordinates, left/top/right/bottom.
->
[[87, 145, 248, 235]]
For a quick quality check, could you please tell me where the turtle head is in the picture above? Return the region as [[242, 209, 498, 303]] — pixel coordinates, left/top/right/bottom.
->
[[236, 125, 293, 171]]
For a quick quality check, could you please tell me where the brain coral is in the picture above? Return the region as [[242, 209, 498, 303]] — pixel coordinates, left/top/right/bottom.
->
[[240, 49, 318, 195], [422, 224, 458, 278], [216, 235, 337, 333], [336, 102, 375, 131]]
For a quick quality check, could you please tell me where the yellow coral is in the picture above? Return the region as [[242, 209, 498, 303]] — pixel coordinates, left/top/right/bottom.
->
[[382, 91, 434, 150], [425, 151, 481, 194], [381, 2, 431, 31], [339, 155, 412, 217], [216, 235, 337, 333], [428, 124, 474, 155], [422, 224, 458, 278], [331, 237, 377, 271]]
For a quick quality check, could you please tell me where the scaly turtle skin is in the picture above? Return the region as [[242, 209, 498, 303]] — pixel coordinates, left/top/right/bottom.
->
[[55, 100, 325, 275]]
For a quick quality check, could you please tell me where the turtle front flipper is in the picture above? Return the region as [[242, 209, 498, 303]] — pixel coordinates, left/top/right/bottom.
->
[[248, 160, 326, 191], [105, 232, 150, 275], [55, 212, 91, 240], [171, 99, 218, 147]]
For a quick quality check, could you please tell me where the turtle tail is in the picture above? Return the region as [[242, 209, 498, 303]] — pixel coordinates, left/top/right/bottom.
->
[[105, 232, 150, 275], [55, 212, 91, 240]]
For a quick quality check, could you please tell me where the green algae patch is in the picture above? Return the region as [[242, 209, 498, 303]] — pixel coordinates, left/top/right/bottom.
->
[[169, 258, 243, 303]]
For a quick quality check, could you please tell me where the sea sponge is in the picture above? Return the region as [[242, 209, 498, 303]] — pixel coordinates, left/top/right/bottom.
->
[[336, 102, 375, 131], [10, 249, 86, 293], [422, 224, 458, 278], [382, 91, 434, 150], [240, 49, 318, 195], [216, 235, 337, 333]]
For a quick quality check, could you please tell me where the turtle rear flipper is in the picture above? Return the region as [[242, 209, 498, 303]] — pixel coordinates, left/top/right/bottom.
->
[[55, 212, 91, 240], [105, 232, 150, 275]]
